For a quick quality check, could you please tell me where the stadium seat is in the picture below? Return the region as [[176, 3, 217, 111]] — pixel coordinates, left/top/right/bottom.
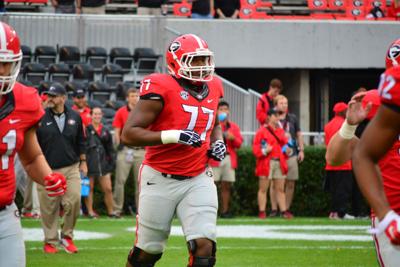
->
[[19, 79, 34, 88], [133, 47, 159, 87], [37, 80, 51, 95], [59, 46, 81, 66], [65, 80, 87, 99], [109, 47, 133, 73], [116, 81, 135, 100], [34, 46, 57, 68], [21, 45, 32, 67], [86, 46, 108, 72], [22, 63, 46, 86], [48, 63, 70, 84], [173, 0, 192, 17], [88, 81, 115, 102], [72, 63, 95, 83], [102, 63, 124, 89], [87, 99, 103, 109], [101, 107, 116, 128]]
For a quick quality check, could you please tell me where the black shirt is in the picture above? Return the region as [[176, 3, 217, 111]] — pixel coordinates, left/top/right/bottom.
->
[[191, 0, 211, 15], [138, 0, 167, 8], [82, 0, 105, 7], [36, 106, 86, 169], [215, 0, 240, 17]]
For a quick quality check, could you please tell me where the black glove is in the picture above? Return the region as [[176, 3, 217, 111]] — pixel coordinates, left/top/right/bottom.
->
[[208, 140, 226, 161], [178, 129, 202, 148]]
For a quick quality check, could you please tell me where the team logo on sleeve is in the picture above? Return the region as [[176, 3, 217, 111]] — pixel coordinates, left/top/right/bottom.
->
[[180, 91, 189, 100]]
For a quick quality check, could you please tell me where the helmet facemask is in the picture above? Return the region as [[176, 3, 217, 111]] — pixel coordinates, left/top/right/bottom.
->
[[176, 50, 215, 82], [0, 50, 22, 95]]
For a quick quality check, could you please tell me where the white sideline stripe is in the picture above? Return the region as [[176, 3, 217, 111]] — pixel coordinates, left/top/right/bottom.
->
[[127, 225, 372, 242], [26, 245, 372, 251], [23, 229, 111, 241]]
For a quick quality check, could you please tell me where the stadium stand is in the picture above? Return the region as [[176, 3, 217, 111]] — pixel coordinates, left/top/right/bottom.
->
[[59, 46, 81, 67], [102, 63, 124, 89], [72, 63, 95, 83], [88, 80, 115, 102]]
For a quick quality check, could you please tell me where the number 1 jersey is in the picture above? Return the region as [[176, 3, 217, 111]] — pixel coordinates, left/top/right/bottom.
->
[[0, 83, 44, 206]]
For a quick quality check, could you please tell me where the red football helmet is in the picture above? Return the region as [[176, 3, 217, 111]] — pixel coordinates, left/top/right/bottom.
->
[[386, 38, 400, 69], [0, 22, 22, 95], [166, 34, 215, 82]]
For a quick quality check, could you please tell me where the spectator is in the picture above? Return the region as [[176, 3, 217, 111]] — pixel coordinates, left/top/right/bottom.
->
[[191, 0, 214, 19], [52, 0, 79, 13], [253, 109, 292, 219], [85, 107, 117, 218], [77, 0, 107, 14], [387, 0, 400, 19], [214, 0, 240, 19], [270, 94, 304, 216], [324, 102, 353, 219], [256, 78, 282, 125], [71, 88, 92, 127], [36, 83, 87, 254], [112, 88, 143, 216], [209, 100, 243, 218], [137, 0, 168, 15]]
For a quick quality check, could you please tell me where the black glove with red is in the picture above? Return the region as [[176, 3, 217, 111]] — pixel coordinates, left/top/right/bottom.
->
[[44, 173, 67, 197]]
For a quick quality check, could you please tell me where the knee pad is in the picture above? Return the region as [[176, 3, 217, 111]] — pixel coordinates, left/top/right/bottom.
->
[[127, 246, 162, 267], [187, 240, 216, 267]]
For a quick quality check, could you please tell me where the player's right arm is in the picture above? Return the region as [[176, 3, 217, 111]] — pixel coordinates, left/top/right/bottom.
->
[[121, 99, 164, 146]]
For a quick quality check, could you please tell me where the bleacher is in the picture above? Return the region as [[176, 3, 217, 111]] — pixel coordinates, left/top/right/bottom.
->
[[4, 0, 398, 21], [18, 44, 161, 129]]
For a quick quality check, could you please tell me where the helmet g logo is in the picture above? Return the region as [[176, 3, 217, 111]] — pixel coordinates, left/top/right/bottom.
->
[[388, 45, 400, 62], [169, 41, 181, 53]]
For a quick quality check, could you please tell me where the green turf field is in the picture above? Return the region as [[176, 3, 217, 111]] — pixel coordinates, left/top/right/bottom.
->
[[22, 217, 377, 267]]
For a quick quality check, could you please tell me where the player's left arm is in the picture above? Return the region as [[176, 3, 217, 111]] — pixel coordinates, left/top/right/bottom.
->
[[353, 104, 400, 220], [19, 127, 67, 196]]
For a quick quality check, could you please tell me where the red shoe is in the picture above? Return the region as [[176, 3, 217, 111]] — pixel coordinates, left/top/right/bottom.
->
[[258, 211, 266, 219], [60, 237, 78, 254], [282, 210, 294, 219], [43, 243, 58, 254], [22, 212, 35, 218]]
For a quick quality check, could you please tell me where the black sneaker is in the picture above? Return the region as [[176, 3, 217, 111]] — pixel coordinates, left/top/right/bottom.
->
[[269, 210, 279, 217], [220, 212, 234, 219]]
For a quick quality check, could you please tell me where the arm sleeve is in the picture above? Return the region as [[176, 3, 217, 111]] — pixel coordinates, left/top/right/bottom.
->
[[77, 115, 87, 155], [252, 130, 264, 158], [256, 96, 268, 125], [230, 123, 243, 149]]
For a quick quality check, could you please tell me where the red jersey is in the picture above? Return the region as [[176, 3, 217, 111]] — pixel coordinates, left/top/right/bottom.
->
[[112, 105, 131, 130], [0, 83, 44, 206], [377, 66, 400, 213], [324, 115, 352, 171], [72, 105, 92, 127], [140, 74, 224, 177]]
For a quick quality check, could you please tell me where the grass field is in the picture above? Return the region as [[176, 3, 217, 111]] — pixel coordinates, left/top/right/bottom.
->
[[22, 217, 378, 267]]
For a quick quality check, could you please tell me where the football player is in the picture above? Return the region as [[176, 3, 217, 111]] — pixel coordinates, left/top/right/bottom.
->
[[121, 34, 225, 267], [326, 39, 400, 267], [0, 22, 67, 267]]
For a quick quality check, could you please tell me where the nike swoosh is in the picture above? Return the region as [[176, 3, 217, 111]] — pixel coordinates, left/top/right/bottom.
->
[[46, 122, 53, 126], [207, 99, 213, 103], [9, 119, 21, 124], [147, 182, 156, 185]]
